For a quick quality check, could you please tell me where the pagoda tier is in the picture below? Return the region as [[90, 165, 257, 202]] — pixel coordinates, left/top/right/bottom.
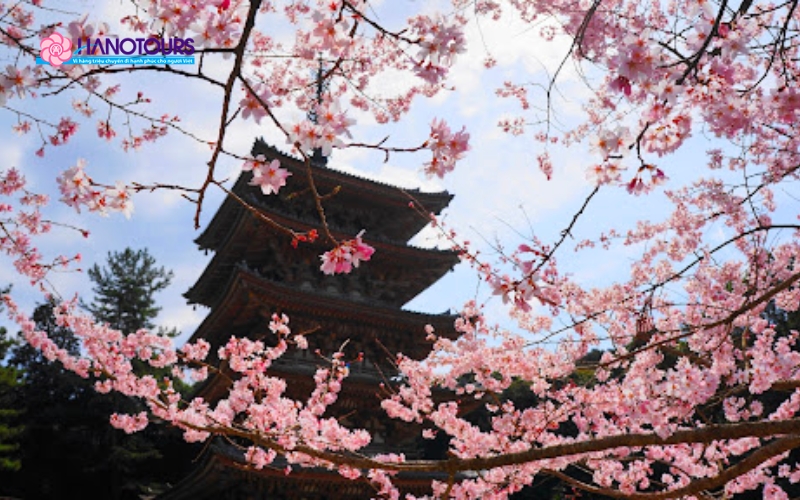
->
[[195, 139, 454, 249], [189, 266, 457, 403], [185, 197, 459, 309]]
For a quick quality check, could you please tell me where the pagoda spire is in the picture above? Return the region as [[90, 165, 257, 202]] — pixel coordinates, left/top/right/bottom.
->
[[309, 56, 329, 166]]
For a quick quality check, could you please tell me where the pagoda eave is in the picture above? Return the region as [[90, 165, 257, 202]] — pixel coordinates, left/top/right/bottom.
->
[[192, 186, 457, 264], [195, 140, 454, 249], [185, 205, 459, 309], [187, 268, 456, 358], [251, 139, 453, 211]]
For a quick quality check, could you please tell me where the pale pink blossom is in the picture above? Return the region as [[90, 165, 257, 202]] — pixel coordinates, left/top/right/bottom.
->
[[3, 65, 34, 98], [424, 118, 469, 178], [248, 159, 291, 195]]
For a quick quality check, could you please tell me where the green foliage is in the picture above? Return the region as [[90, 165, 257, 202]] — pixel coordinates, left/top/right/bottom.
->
[[0, 251, 195, 499], [82, 247, 192, 499], [1, 301, 103, 498], [86, 247, 174, 334], [0, 331, 23, 473], [0, 287, 23, 475]]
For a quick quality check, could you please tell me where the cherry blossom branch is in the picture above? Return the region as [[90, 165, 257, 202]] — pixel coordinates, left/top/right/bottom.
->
[[345, 139, 429, 163], [543, 436, 800, 499], [528, 186, 599, 278], [183, 417, 800, 476], [599, 269, 800, 368], [676, 0, 728, 85], [40, 63, 227, 93], [211, 180, 297, 239], [195, 0, 263, 229], [341, 1, 418, 45], [301, 156, 336, 245]]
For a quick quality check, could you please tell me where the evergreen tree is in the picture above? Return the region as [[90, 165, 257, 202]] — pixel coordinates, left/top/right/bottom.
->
[[0, 285, 24, 496], [86, 247, 174, 334], [84, 248, 189, 500]]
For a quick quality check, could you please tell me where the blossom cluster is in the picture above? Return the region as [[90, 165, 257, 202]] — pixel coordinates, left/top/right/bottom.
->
[[288, 100, 355, 157], [408, 14, 467, 85], [424, 118, 470, 178], [489, 0, 800, 197], [56, 159, 134, 218], [319, 231, 375, 275], [0, 168, 82, 286], [309, 4, 352, 58]]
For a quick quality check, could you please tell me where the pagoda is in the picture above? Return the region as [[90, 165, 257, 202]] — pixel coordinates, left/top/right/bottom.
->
[[158, 140, 459, 499]]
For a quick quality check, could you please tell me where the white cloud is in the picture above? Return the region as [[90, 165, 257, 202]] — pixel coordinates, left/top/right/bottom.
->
[[0, 141, 24, 170]]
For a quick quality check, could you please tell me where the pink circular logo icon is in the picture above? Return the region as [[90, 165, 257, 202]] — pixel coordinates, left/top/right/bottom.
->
[[40, 32, 73, 66]]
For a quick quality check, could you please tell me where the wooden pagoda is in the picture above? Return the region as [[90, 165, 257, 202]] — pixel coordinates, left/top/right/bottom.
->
[[158, 140, 459, 499]]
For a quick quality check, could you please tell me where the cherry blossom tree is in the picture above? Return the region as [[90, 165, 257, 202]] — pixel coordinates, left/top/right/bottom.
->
[[1, 0, 800, 498]]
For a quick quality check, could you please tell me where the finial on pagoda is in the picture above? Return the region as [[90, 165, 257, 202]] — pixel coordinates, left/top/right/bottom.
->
[[309, 56, 329, 166]]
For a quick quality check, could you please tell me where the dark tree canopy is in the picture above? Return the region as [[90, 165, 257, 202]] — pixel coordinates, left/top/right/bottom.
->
[[0, 320, 23, 474], [0, 253, 193, 500], [2, 302, 105, 499], [86, 247, 174, 333]]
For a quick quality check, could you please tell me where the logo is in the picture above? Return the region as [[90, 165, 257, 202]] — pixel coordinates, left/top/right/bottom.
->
[[37, 31, 196, 66], [40, 33, 74, 66]]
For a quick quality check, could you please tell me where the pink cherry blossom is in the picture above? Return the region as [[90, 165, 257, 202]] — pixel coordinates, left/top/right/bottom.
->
[[96, 120, 116, 141], [424, 118, 469, 178], [320, 231, 375, 275], [3, 65, 35, 98], [247, 158, 291, 195], [68, 13, 110, 43], [239, 82, 272, 123]]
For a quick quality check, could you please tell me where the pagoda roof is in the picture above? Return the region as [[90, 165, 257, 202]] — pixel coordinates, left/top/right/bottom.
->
[[189, 266, 457, 402], [185, 201, 459, 309], [252, 138, 453, 212], [196, 139, 453, 249], [188, 267, 456, 357]]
